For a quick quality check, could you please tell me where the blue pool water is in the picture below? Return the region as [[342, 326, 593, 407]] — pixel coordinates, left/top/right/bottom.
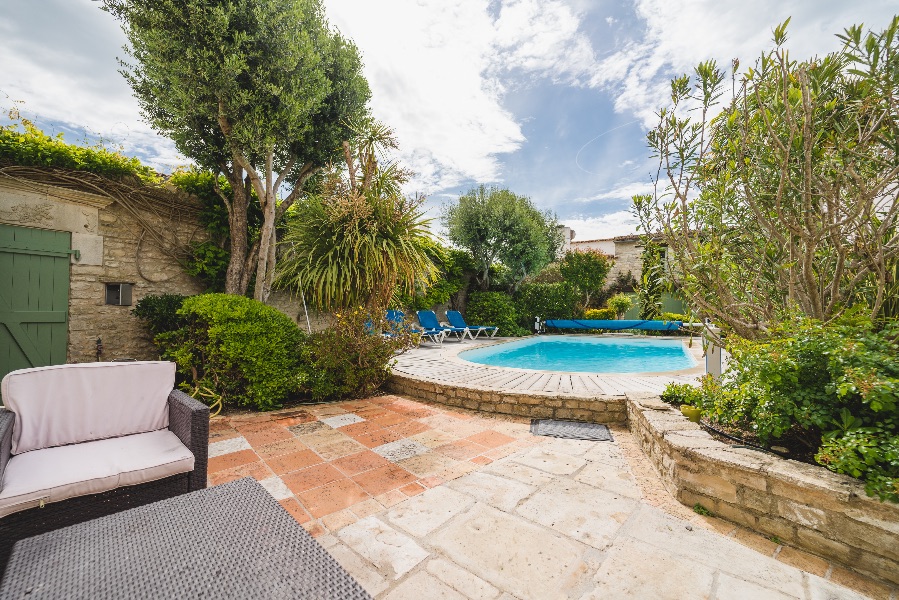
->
[[459, 336, 696, 373]]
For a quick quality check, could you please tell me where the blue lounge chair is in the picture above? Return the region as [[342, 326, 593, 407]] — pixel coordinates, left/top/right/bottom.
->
[[446, 310, 498, 340], [387, 309, 445, 345], [417, 310, 467, 341]]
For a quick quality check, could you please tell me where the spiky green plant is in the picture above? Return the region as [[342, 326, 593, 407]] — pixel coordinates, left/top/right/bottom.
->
[[275, 120, 436, 310]]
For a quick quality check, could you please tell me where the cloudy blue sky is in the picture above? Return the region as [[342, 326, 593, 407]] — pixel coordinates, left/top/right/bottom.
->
[[1, 0, 896, 240]]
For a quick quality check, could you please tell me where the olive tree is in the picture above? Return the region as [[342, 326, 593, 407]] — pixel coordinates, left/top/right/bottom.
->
[[102, 0, 370, 300], [635, 17, 899, 339], [443, 185, 562, 291]]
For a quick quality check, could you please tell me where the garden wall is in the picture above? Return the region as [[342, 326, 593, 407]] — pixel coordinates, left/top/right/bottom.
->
[[387, 374, 627, 424], [626, 392, 899, 585]]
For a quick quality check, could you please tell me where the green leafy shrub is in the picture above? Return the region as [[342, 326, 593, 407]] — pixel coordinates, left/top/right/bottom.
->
[[0, 115, 159, 182], [132, 293, 188, 335], [662, 312, 688, 322], [467, 291, 529, 336], [516, 282, 581, 328], [155, 294, 307, 411], [607, 293, 633, 318], [660, 382, 702, 406], [584, 307, 616, 320], [301, 308, 408, 402], [698, 315, 899, 501], [531, 262, 564, 284], [185, 241, 230, 292]]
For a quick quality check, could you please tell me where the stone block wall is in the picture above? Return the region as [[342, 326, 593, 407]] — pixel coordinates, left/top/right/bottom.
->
[[387, 373, 628, 423], [68, 200, 207, 362], [626, 393, 899, 585]]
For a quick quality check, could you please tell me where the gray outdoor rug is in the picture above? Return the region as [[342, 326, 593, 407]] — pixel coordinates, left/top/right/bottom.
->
[[530, 419, 613, 441]]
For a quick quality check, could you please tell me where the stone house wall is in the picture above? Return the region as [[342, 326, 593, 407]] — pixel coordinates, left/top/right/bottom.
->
[[0, 177, 208, 363], [570, 236, 642, 287]]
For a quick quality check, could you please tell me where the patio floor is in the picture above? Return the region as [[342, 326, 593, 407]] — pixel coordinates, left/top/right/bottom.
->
[[207, 396, 893, 600]]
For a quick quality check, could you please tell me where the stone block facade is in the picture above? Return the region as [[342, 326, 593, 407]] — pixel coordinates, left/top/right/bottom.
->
[[626, 393, 899, 585], [570, 235, 642, 285], [386, 372, 628, 424]]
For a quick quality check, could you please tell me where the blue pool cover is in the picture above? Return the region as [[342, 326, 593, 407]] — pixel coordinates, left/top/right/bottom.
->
[[545, 319, 683, 331]]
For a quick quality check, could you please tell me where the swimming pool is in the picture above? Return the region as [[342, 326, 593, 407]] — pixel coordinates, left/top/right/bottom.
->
[[458, 336, 696, 373]]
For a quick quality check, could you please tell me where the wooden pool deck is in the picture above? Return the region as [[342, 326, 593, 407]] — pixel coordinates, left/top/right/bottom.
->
[[391, 335, 705, 398]]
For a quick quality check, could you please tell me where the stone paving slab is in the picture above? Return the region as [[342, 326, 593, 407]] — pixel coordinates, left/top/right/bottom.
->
[[208, 397, 894, 600]]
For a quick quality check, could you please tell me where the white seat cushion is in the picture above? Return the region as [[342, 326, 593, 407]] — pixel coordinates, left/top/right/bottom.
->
[[0, 429, 194, 518], [1, 361, 176, 454]]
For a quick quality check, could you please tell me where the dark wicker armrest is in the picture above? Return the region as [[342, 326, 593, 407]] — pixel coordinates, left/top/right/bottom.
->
[[0, 409, 13, 489], [167, 389, 210, 491]]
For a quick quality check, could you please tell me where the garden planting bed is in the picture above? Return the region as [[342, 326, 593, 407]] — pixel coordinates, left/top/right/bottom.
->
[[626, 392, 899, 586]]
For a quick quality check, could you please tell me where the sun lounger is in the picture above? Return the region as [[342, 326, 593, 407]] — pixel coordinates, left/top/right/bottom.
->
[[446, 310, 499, 339]]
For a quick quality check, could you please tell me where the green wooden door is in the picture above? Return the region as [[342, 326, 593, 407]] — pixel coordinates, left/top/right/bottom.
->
[[0, 224, 71, 385]]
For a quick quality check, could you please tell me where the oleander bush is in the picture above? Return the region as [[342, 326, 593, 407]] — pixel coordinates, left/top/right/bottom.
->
[[687, 314, 899, 502]]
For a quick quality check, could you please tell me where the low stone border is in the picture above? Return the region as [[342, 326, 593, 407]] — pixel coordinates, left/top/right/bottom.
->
[[626, 393, 899, 586], [387, 374, 628, 424]]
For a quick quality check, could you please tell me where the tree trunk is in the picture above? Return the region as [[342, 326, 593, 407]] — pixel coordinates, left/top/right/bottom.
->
[[253, 191, 277, 302], [224, 170, 250, 295]]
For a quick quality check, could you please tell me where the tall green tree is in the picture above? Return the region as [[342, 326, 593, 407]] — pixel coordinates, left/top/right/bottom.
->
[[103, 0, 370, 300], [275, 120, 436, 311], [443, 185, 562, 291], [559, 248, 613, 307], [635, 17, 899, 339]]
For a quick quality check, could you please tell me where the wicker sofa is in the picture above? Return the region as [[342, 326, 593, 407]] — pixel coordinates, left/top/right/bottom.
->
[[0, 361, 209, 572]]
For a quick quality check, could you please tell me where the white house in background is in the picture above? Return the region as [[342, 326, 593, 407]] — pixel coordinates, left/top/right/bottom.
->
[[557, 225, 576, 256], [569, 233, 643, 284]]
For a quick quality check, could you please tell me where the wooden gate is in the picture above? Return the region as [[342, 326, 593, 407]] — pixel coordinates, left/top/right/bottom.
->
[[0, 223, 71, 385]]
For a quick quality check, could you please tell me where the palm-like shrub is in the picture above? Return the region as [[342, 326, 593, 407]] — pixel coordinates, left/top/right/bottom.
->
[[276, 120, 435, 310]]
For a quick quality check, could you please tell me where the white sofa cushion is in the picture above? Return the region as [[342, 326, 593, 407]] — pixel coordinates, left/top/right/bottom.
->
[[0, 429, 194, 518], [1, 361, 175, 454]]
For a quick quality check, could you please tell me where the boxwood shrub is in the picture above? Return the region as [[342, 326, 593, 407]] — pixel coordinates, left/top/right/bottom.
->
[[155, 294, 308, 411]]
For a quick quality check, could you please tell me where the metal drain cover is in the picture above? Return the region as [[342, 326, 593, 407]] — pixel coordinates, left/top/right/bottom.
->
[[530, 419, 613, 441]]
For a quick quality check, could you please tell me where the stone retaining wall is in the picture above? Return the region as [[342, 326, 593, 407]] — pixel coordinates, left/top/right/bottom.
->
[[387, 373, 627, 424], [626, 393, 899, 585]]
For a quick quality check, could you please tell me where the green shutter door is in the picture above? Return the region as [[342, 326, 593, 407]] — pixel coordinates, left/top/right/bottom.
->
[[0, 224, 71, 385]]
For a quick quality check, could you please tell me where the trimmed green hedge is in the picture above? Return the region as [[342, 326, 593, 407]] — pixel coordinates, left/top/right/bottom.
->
[[467, 291, 529, 336], [515, 282, 581, 328]]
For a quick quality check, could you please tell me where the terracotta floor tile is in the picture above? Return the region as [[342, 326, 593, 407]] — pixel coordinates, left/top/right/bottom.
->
[[395, 452, 458, 478], [297, 478, 370, 518], [278, 497, 312, 524], [339, 401, 371, 411], [470, 456, 493, 465], [302, 521, 327, 537], [208, 460, 273, 486], [366, 411, 409, 427], [207, 449, 259, 474], [288, 421, 332, 436], [352, 464, 418, 496], [435, 440, 489, 461], [300, 429, 352, 449], [229, 413, 271, 424], [387, 421, 430, 437], [340, 420, 385, 438], [373, 489, 407, 508], [233, 420, 276, 434], [208, 427, 241, 443], [400, 482, 425, 496], [265, 449, 323, 475], [385, 405, 436, 419], [353, 428, 403, 449], [332, 450, 391, 476], [307, 405, 347, 417], [254, 437, 310, 459], [314, 439, 367, 461], [321, 508, 359, 531], [352, 407, 391, 420], [281, 463, 345, 495], [419, 476, 444, 488], [274, 414, 317, 427], [465, 430, 516, 449], [349, 498, 385, 518], [409, 429, 458, 449], [240, 426, 294, 447]]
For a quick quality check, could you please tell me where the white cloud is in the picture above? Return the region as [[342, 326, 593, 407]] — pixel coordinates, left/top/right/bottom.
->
[[564, 210, 640, 241], [572, 181, 654, 203], [590, 1, 899, 126]]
